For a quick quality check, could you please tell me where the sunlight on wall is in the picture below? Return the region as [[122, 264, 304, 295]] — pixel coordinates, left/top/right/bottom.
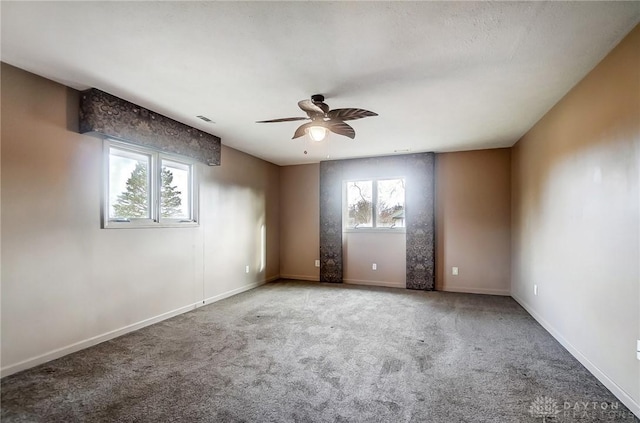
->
[[260, 224, 266, 272]]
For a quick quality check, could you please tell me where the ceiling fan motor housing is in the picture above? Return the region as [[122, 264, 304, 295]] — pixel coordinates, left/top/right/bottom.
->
[[311, 94, 325, 103]]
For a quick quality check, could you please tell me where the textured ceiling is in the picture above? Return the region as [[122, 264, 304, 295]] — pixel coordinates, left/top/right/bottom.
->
[[2, 2, 639, 166]]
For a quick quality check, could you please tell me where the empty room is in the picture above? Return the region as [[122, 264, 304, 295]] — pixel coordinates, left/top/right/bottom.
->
[[1, 2, 639, 422]]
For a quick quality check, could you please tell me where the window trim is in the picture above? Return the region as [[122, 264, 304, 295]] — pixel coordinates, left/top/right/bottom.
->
[[103, 139, 199, 229], [343, 177, 406, 233]]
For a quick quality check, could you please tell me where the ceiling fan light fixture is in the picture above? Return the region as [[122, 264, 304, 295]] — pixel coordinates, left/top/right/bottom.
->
[[307, 125, 327, 142]]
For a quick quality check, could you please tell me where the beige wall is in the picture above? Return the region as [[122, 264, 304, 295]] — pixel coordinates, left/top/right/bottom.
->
[[279, 164, 320, 280], [436, 149, 511, 295], [0, 63, 280, 376], [279, 153, 512, 291], [511, 26, 640, 414], [279, 162, 407, 287], [344, 232, 406, 288]]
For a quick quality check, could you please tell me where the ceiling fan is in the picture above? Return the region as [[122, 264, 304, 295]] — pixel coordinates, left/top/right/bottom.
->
[[256, 94, 377, 141]]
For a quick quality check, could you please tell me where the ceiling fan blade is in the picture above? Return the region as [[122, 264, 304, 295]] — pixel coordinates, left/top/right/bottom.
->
[[292, 122, 315, 139], [298, 99, 325, 116], [315, 101, 330, 114], [326, 108, 378, 121], [256, 117, 309, 123], [327, 120, 356, 139]]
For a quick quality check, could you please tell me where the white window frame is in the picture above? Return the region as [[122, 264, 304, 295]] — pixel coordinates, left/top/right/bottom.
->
[[343, 177, 406, 233], [103, 139, 199, 229]]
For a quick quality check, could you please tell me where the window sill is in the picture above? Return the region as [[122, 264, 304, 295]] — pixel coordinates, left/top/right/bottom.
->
[[103, 220, 199, 229], [343, 227, 406, 234]]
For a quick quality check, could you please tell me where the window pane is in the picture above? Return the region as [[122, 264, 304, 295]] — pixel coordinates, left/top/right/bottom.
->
[[347, 181, 373, 227], [377, 178, 405, 228], [109, 148, 151, 219], [161, 159, 191, 219]]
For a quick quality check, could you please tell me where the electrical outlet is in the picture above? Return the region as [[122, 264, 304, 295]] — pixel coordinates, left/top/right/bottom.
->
[[315, 260, 320, 267], [452, 267, 458, 276], [245, 265, 250, 274], [372, 263, 377, 270], [534, 284, 538, 296]]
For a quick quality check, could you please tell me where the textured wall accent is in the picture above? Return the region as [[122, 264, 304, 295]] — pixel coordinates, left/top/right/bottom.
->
[[319, 153, 435, 289], [79, 88, 221, 165], [404, 153, 435, 290], [319, 161, 343, 283]]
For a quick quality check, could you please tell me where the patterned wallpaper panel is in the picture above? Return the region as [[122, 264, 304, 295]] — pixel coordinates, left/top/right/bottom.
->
[[319, 161, 344, 283], [79, 88, 221, 166], [319, 153, 435, 290], [404, 153, 435, 290]]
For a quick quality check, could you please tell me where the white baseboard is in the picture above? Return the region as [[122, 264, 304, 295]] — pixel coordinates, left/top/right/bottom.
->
[[279, 274, 320, 282], [343, 279, 405, 289], [1, 279, 271, 378], [438, 285, 510, 296], [198, 278, 271, 307], [1, 302, 199, 378], [264, 275, 281, 283], [512, 293, 640, 418]]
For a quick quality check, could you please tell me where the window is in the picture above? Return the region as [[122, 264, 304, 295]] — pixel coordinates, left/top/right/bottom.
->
[[160, 159, 192, 220], [104, 140, 197, 228], [344, 178, 405, 230]]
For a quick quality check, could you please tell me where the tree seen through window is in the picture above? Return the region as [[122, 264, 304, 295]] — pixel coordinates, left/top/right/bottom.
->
[[346, 178, 405, 229], [112, 162, 185, 219]]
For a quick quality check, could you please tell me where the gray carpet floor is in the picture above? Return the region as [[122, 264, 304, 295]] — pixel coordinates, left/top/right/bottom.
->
[[1, 280, 637, 422]]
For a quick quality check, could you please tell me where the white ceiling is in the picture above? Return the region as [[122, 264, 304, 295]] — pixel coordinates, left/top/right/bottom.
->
[[2, 2, 639, 166]]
